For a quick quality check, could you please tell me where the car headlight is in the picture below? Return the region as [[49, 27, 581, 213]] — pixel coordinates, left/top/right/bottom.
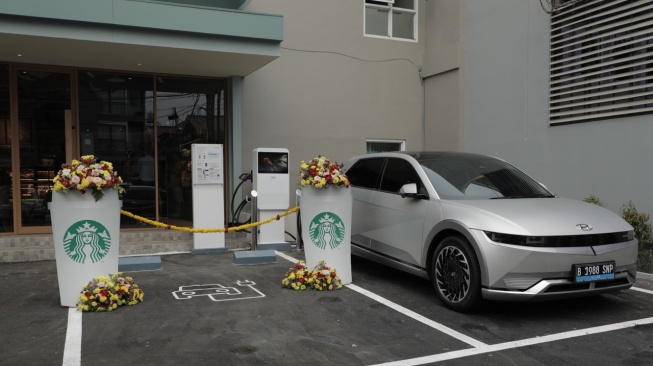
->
[[483, 230, 634, 247]]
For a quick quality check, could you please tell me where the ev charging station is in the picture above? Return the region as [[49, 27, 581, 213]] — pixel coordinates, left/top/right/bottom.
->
[[251, 147, 290, 250], [233, 147, 290, 265]]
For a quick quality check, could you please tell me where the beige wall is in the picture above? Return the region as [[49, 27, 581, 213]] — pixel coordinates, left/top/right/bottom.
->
[[240, 0, 425, 227], [424, 69, 461, 151], [422, 0, 463, 151]]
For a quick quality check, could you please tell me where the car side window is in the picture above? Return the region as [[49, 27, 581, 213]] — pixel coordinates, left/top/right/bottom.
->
[[380, 158, 425, 194], [346, 158, 385, 189]]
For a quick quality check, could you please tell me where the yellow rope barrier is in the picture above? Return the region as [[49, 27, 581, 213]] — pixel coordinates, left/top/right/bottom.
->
[[120, 206, 301, 233]]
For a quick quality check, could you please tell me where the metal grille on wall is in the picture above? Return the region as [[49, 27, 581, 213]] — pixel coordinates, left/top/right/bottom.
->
[[549, 0, 653, 125]]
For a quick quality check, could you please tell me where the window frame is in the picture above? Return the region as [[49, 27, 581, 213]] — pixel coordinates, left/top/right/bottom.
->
[[366, 138, 406, 153], [364, 0, 418, 42]]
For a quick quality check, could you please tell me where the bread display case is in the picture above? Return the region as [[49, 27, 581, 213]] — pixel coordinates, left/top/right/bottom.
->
[[18, 167, 55, 200], [1, 166, 55, 226]]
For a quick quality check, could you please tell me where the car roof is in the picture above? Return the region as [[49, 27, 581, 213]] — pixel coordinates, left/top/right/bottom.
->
[[346, 151, 505, 163]]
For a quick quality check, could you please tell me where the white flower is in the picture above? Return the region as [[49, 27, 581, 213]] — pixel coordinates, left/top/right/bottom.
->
[[61, 169, 71, 178]]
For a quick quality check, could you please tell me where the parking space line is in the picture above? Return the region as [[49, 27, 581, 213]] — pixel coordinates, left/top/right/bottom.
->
[[370, 316, 653, 365], [346, 283, 487, 348], [62, 308, 81, 366], [276, 251, 487, 348], [631, 286, 653, 295], [276, 251, 300, 264]]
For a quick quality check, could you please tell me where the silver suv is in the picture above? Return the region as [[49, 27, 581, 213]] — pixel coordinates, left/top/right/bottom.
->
[[343, 151, 637, 312]]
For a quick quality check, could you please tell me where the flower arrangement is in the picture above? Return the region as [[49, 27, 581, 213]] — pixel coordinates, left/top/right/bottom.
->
[[76, 272, 144, 312], [52, 155, 125, 202], [281, 260, 343, 291], [300, 155, 350, 189]]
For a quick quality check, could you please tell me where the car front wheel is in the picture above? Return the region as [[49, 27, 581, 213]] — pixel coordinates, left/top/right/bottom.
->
[[432, 236, 481, 312]]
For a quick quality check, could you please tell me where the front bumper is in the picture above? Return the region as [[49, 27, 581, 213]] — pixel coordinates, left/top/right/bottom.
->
[[482, 271, 635, 302], [469, 229, 638, 301]]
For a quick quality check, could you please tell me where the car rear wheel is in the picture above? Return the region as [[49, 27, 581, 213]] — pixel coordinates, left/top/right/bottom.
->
[[432, 236, 481, 312]]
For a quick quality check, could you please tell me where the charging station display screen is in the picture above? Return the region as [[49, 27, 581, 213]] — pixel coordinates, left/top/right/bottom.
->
[[257, 152, 288, 174]]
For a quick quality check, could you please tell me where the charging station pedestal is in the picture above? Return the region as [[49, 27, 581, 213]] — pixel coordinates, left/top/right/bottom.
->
[[191, 144, 227, 254], [233, 148, 290, 265], [251, 147, 291, 251]]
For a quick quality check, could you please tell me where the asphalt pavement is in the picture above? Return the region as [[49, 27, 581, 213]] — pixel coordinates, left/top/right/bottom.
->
[[2, 250, 653, 366]]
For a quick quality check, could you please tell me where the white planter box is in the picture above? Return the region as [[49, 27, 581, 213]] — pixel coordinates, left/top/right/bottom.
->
[[49, 189, 122, 307], [300, 187, 352, 284]]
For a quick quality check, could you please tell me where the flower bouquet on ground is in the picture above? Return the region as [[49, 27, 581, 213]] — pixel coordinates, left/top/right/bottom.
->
[[299, 156, 350, 189], [52, 155, 125, 202], [282, 260, 343, 291], [77, 272, 144, 312]]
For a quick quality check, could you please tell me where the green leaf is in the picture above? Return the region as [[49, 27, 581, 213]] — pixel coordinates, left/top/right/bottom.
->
[[92, 189, 104, 202]]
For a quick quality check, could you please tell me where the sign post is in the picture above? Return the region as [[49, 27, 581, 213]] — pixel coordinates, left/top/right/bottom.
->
[[191, 144, 226, 253]]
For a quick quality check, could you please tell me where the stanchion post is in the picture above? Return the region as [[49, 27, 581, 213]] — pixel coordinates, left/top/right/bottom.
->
[[250, 190, 258, 251]]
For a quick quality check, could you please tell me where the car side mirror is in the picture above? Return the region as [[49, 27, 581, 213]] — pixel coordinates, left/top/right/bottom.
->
[[400, 183, 428, 199]]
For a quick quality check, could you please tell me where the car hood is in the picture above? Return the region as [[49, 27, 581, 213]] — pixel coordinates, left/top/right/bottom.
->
[[440, 197, 633, 236]]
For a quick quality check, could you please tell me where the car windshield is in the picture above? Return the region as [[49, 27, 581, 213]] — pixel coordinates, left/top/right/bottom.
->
[[416, 154, 554, 200]]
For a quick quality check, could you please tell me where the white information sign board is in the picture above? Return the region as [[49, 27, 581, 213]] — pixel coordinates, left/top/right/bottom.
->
[[191, 144, 226, 251], [193, 145, 223, 185]]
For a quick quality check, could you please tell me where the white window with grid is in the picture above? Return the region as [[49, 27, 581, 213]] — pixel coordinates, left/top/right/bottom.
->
[[549, 0, 653, 125], [364, 0, 417, 42], [366, 139, 406, 153]]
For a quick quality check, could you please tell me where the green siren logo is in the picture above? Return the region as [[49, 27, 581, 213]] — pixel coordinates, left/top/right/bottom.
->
[[62, 220, 112, 264], [308, 212, 345, 250]]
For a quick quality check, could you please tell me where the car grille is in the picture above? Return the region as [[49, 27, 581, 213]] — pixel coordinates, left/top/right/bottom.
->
[[484, 231, 633, 248], [542, 277, 631, 293]]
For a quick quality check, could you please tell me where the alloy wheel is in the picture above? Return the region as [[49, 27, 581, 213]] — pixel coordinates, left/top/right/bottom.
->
[[435, 245, 471, 303]]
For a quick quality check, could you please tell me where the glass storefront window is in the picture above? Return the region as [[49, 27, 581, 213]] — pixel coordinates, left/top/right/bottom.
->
[[17, 70, 71, 229], [78, 71, 156, 228], [155, 76, 225, 224], [78, 71, 225, 228]]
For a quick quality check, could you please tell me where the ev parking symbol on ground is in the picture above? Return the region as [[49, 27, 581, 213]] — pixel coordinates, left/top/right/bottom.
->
[[172, 280, 265, 302]]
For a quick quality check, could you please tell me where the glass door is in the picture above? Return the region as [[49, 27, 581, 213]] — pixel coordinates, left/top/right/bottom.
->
[[12, 67, 72, 233]]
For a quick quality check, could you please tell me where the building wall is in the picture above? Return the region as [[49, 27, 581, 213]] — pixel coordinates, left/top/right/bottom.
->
[[240, 1, 426, 232], [460, 0, 653, 216], [422, 0, 462, 151]]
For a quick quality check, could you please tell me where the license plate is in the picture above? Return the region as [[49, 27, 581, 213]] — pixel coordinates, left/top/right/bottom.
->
[[573, 261, 615, 283]]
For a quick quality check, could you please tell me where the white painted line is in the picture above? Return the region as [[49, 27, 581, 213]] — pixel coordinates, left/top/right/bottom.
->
[[275, 251, 486, 348], [370, 316, 653, 365], [62, 308, 81, 366], [275, 251, 298, 264], [631, 286, 653, 295], [346, 283, 487, 348]]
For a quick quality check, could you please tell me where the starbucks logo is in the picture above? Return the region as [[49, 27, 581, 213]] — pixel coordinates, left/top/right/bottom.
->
[[62, 220, 112, 264], [308, 212, 346, 250]]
